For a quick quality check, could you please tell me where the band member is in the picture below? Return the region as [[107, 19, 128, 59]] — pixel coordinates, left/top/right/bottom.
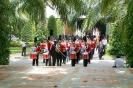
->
[[32, 43, 41, 66], [43, 45, 49, 66], [75, 39, 80, 64], [67, 40, 73, 61], [41, 39, 47, 63], [91, 39, 96, 59], [69, 42, 76, 66], [49, 36, 57, 66], [80, 41, 86, 54], [80, 41, 88, 67], [66, 40, 70, 62], [86, 38, 92, 64], [96, 41, 104, 60], [60, 39, 67, 64], [47, 39, 52, 66], [56, 40, 62, 66]]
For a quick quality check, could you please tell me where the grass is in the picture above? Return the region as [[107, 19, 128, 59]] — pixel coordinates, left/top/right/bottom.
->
[[10, 47, 31, 54]]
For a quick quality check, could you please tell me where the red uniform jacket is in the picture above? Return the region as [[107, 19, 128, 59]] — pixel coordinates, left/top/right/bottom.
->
[[74, 41, 80, 52], [80, 42, 84, 49], [60, 42, 66, 52], [91, 41, 95, 49], [86, 42, 91, 53], [67, 42, 72, 51], [36, 46, 41, 54], [47, 41, 52, 51]]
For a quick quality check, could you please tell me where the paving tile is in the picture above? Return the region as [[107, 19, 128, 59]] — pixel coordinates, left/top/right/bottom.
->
[[74, 75, 121, 85], [0, 73, 13, 81], [83, 68, 116, 74], [10, 85, 57, 88], [0, 66, 28, 72], [23, 74, 64, 82], [129, 68, 133, 74], [37, 67, 70, 73]]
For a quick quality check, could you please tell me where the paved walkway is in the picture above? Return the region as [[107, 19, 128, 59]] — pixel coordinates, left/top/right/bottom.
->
[[0, 51, 132, 88]]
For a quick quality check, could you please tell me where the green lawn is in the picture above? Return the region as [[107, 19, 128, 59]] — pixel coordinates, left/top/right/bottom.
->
[[10, 47, 31, 54]]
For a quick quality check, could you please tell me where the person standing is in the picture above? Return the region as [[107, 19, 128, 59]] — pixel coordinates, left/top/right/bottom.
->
[[96, 41, 104, 60], [74, 39, 80, 64], [86, 38, 92, 64], [60, 39, 67, 64], [32, 43, 41, 66], [48, 36, 57, 66], [102, 37, 107, 55], [56, 41, 62, 66], [43, 45, 49, 66], [22, 40, 27, 56], [69, 42, 76, 66]]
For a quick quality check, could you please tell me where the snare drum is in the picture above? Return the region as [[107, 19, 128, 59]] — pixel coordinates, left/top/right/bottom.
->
[[70, 51, 76, 59], [30, 53, 37, 59], [43, 53, 49, 59], [82, 52, 88, 59]]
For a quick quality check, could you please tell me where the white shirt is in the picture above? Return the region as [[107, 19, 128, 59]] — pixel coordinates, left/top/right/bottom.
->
[[115, 58, 124, 68], [22, 42, 26, 47], [69, 46, 75, 53], [102, 39, 107, 45], [44, 48, 49, 54], [80, 45, 86, 53], [30, 46, 36, 53]]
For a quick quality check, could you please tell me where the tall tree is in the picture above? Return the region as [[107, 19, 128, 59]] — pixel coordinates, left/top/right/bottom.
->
[[56, 19, 63, 36], [47, 15, 57, 36]]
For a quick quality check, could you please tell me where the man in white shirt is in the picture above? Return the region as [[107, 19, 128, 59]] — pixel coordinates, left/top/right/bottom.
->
[[113, 55, 124, 68], [102, 37, 107, 55], [22, 40, 27, 56]]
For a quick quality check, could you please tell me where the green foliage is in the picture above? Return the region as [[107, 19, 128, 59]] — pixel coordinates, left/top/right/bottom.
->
[[106, 22, 124, 56], [36, 27, 49, 43], [10, 40, 21, 47], [47, 15, 57, 35], [121, 0, 133, 67], [82, 0, 103, 32], [10, 40, 34, 47], [56, 19, 63, 36], [0, 0, 11, 65], [21, 20, 36, 42]]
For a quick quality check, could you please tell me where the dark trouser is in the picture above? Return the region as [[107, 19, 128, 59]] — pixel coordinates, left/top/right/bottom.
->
[[51, 52, 56, 66], [88, 52, 91, 64], [56, 52, 62, 66], [62, 52, 66, 64], [91, 49, 94, 59], [76, 51, 80, 63], [45, 59, 49, 66], [32, 54, 39, 66], [103, 45, 106, 55], [22, 47, 26, 56], [99, 52, 103, 60], [71, 59, 76, 67], [83, 59, 88, 67]]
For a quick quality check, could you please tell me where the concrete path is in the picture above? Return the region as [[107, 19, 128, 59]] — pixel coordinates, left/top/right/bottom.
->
[[0, 50, 132, 88]]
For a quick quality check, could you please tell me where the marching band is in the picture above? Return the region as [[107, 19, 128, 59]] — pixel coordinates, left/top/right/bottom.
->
[[30, 35, 99, 67]]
